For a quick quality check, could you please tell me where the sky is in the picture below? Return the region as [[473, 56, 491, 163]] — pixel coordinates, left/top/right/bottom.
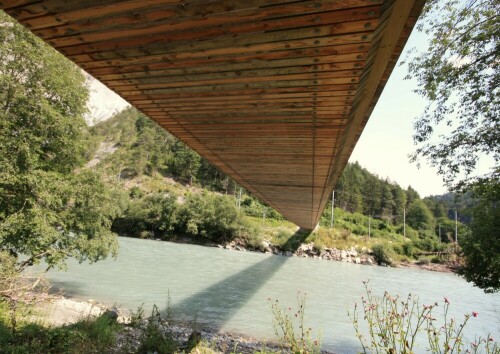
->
[[85, 27, 449, 198], [348, 29, 449, 197]]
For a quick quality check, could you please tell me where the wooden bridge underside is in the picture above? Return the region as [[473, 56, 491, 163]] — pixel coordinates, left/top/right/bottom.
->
[[1, 0, 424, 229]]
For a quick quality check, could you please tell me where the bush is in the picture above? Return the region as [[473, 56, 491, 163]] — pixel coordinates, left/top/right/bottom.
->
[[415, 233, 443, 252], [402, 242, 416, 257], [113, 191, 179, 238], [392, 244, 404, 255], [372, 243, 395, 265], [431, 256, 442, 264], [176, 192, 245, 243], [138, 305, 178, 354]]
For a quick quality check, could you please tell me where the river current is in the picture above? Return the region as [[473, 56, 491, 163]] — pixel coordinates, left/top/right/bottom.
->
[[44, 237, 500, 353]]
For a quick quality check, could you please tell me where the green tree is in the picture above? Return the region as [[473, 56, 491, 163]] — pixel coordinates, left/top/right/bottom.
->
[[380, 183, 396, 224], [406, 199, 435, 232], [458, 182, 500, 293], [405, 186, 420, 209], [407, 0, 499, 189], [170, 140, 201, 184], [335, 163, 364, 213], [362, 175, 382, 216], [407, 0, 499, 291], [391, 185, 407, 225], [0, 11, 118, 278], [135, 114, 174, 176]]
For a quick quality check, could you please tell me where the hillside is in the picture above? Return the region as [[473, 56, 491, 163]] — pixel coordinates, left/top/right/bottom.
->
[[88, 107, 467, 267]]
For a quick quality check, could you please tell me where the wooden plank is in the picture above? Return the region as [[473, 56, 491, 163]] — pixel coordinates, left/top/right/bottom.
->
[[104, 66, 362, 86], [5, 0, 294, 20], [39, 6, 380, 50], [31, 2, 381, 38], [60, 19, 378, 62]]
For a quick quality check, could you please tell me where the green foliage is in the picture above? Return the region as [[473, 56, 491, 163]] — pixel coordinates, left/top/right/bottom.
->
[[70, 312, 120, 350], [350, 282, 499, 353], [117, 191, 179, 239], [91, 107, 241, 194], [169, 140, 201, 184], [372, 243, 395, 266], [402, 242, 416, 258], [406, 199, 435, 231], [0, 304, 121, 354], [114, 188, 246, 244], [414, 230, 443, 252], [0, 170, 119, 270], [177, 192, 244, 243], [407, 0, 499, 189], [0, 12, 118, 272], [0, 12, 90, 174], [137, 305, 178, 354], [268, 293, 320, 354], [405, 0, 499, 291], [458, 182, 500, 293]]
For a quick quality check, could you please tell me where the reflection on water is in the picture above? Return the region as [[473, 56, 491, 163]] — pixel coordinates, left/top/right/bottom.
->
[[44, 237, 500, 353]]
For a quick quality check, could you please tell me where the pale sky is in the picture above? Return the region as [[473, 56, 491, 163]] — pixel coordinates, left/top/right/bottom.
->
[[349, 29, 449, 197], [85, 28, 455, 198]]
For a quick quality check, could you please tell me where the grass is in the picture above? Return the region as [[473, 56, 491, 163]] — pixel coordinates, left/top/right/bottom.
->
[[0, 300, 121, 354]]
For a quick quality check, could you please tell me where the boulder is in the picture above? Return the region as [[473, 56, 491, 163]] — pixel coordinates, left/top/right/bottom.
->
[[261, 241, 272, 253], [102, 307, 119, 322]]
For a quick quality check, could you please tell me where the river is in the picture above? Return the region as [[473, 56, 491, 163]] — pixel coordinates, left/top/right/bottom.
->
[[44, 237, 500, 353]]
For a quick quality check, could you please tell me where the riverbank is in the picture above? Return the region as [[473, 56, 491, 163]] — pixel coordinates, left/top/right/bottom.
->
[[31, 294, 312, 354]]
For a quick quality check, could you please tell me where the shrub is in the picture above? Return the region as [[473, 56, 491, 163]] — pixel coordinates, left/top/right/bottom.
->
[[431, 256, 442, 264], [372, 243, 395, 265], [138, 305, 178, 354], [392, 243, 404, 255], [268, 293, 320, 353], [176, 192, 245, 243], [402, 242, 415, 257]]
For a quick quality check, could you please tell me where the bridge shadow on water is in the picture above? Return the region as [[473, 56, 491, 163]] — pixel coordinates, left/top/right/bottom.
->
[[167, 228, 312, 331]]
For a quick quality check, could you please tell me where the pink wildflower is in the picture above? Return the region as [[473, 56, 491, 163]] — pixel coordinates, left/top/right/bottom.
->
[[444, 297, 450, 304], [472, 311, 478, 317]]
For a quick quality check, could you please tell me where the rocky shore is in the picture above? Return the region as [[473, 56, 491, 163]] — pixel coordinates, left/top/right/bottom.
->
[[218, 238, 457, 273], [221, 239, 376, 266], [35, 295, 313, 354]]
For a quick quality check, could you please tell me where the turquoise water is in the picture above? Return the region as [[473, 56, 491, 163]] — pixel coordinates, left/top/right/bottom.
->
[[43, 237, 500, 353]]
